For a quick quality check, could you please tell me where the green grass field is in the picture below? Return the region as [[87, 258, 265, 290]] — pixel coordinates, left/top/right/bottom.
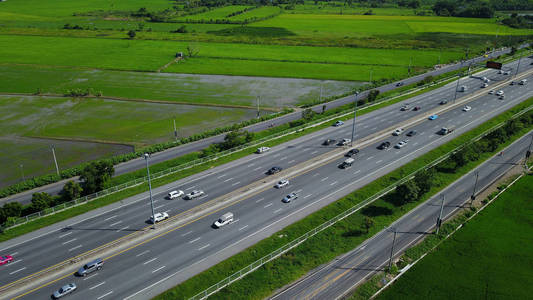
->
[[174, 5, 252, 21], [228, 6, 281, 21], [376, 174, 533, 300]]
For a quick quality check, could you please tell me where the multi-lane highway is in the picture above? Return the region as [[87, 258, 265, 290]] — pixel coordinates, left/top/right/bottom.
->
[[0, 58, 531, 300], [1, 48, 518, 206], [272, 130, 533, 300]]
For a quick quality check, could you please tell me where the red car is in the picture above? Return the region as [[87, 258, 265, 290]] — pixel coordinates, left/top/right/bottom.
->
[[0, 255, 13, 265]]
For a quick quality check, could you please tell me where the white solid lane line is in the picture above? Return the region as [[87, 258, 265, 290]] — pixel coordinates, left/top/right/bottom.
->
[[239, 225, 248, 231], [68, 245, 82, 252], [264, 203, 273, 208], [136, 250, 150, 257], [321, 177, 329, 182], [58, 232, 72, 239], [104, 215, 117, 221], [330, 181, 338, 186], [181, 231, 193, 237], [188, 237, 201, 244], [216, 174, 227, 179], [97, 291, 113, 300], [90, 282, 106, 290], [152, 266, 166, 273], [198, 244, 210, 251], [255, 198, 264, 203], [366, 156, 374, 160], [9, 267, 26, 275], [223, 177, 234, 182], [62, 238, 77, 245], [274, 208, 283, 214], [109, 221, 122, 227], [376, 160, 383, 164], [231, 181, 241, 186], [143, 257, 157, 265]]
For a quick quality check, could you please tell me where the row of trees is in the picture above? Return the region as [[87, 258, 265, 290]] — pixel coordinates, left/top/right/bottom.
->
[[0, 161, 114, 225], [432, 0, 494, 18]]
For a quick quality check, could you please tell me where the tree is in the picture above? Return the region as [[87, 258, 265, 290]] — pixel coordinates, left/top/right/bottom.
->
[[80, 161, 114, 195], [302, 108, 315, 121], [367, 90, 380, 102], [414, 168, 435, 194], [186, 45, 199, 57], [30, 192, 52, 213], [362, 216, 374, 233], [2, 202, 22, 218], [127, 30, 136, 39], [395, 180, 420, 205], [433, 0, 456, 16], [221, 130, 253, 150], [62, 181, 83, 201], [450, 148, 469, 168]]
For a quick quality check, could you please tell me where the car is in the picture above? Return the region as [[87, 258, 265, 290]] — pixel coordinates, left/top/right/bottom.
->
[[488, 90, 495, 95], [345, 148, 360, 157], [413, 106, 421, 111], [275, 179, 289, 189], [481, 83, 488, 88], [510, 81, 516, 86], [498, 70, 503, 74], [503, 71, 510, 75], [396, 82, 404, 87], [184, 190, 204, 200], [256, 146, 270, 154], [338, 138, 351, 146], [406, 130, 417, 137], [0, 255, 13, 265], [439, 100, 448, 105], [267, 166, 283, 175], [463, 105, 472, 112], [428, 114, 439, 120], [150, 212, 169, 224], [76, 258, 103, 276], [400, 104, 410, 111], [392, 128, 404, 136], [333, 120, 344, 127], [499, 95, 505, 100], [213, 212, 234, 228], [323, 139, 336, 146], [377, 141, 391, 150], [282, 192, 298, 203], [496, 90, 504, 96], [52, 283, 77, 299], [167, 190, 184, 199], [395, 140, 408, 149], [482, 77, 490, 83]]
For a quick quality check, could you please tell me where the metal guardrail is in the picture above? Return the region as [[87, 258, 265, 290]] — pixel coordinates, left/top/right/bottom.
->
[[188, 104, 533, 300]]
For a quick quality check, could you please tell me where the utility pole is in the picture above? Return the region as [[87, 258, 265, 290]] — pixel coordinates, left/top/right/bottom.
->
[[514, 54, 522, 79], [173, 118, 178, 143], [350, 92, 358, 147], [144, 153, 156, 229], [20, 164, 25, 182], [453, 73, 461, 103], [436, 194, 445, 234], [387, 227, 397, 272], [256, 96, 260, 118], [470, 171, 479, 206], [51, 145, 60, 176]]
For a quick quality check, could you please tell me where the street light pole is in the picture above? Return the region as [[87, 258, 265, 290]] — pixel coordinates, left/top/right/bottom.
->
[[436, 194, 445, 234], [51, 145, 60, 176], [173, 118, 178, 143], [453, 73, 461, 104], [470, 171, 479, 206], [388, 227, 397, 272], [514, 54, 522, 79], [144, 153, 156, 229], [350, 92, 358, 147]]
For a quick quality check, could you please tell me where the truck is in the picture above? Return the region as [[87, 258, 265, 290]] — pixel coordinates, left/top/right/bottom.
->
[[438, 126, 455, 135]]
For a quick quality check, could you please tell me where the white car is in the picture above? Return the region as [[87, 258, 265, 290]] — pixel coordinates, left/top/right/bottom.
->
[[338, 138, 351, 146], [168, 190, 184, 199], [52, 283, 77, 299], [496, 90, 504, 96], [150, 212, 169, 224], [481, 83, 488, 88], [275, 179, 289, 189], [333, 120, 344, 127], [462, 106, 471, 112], [282, 192, 298, 203], [488, 90, 495, 95], [256, 146, 270, 154], [392, 128, 404, 136], [394, 140, 408, 149], [400, 104, 410, 111], [184, 190, 205, 200], [213, 212, 234, 228]]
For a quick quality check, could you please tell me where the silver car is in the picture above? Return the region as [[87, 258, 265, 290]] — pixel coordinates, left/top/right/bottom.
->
[[52, 283, 77, 299], [184, 190, 204, 200]]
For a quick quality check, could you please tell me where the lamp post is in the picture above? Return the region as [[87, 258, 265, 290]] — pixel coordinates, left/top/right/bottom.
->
[[470, 171, 479, 206], [387, 227, 397, 272], [350, 92, 358, 147], [144, 153, 156, 229]]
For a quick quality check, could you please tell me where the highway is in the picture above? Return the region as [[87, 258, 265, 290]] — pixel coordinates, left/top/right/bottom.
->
[[271, 130, 533, 300], [0, 48, 518, 206], [0, 58, 531, 300]]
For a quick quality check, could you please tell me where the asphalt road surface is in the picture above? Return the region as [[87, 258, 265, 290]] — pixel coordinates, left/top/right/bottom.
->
[[1, 47, 518, 206], [271, 131, 533, 300], [1, 58, 531, 299]]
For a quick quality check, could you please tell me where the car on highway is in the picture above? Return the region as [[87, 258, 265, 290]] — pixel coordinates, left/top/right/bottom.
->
[[323, 138, 336, 146], [52, 283, 77, 299], [150, 212, 169, 223], [504, 71, 510, 75], [463, 105, 472, 112], [498, 70, 503, 74], [488, 90, 495, 95], [76, 258, 103, 276], [413, 106, 421, 111], [481, 83, 488, 88], [400, 104, 410, 111], [168, 190, 184, 199], [213, 212, 234, 228], [267, 166, 283, 175], [256, 146, 270, 154], [395, 140, 408, 149], [396, 82, 404, 87], [439, 100, 448, 105], [510, 81, 516, 86], [184, 190, 205, 200], [338, 138, 351, 146], [345, 148, 360, 157], [406, 130, 417, 137], [333, 120, 344, 127], [499, 95, 505, 100], [496, 90, 504, 96], [428, 114, 439, 120], [377, 141, 391, 150], [282, 192, 298, 203], [0, 255, 13, 265], [520, 79, 527, 85], [482, 77, 490, 83], [275, 179, 289, 189], [392, 128, 404, 136]]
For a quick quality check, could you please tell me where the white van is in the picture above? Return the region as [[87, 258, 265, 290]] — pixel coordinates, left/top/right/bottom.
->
[[519, 79, 527, 85], [213, 212, 234, 228], [256, 146, 270, 154], [339, 158, 355, 169]]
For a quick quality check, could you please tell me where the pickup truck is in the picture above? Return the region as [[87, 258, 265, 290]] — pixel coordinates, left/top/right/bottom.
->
[[438, 127, 455, 135]]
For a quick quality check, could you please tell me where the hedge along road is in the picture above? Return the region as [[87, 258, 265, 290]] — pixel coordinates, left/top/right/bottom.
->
[[0, 46, 518, 206], [7, 59, 531, 298], [3, 59, 532, 300]]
